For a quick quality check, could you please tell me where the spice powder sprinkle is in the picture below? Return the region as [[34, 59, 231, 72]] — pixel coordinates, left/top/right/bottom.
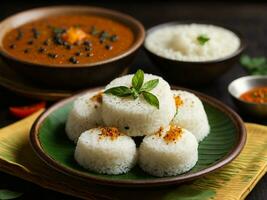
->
[[99, 127, 122, 140], [174, 96, 183, 108], [163, 125, 183, 144], [90, 92, 103, 103]]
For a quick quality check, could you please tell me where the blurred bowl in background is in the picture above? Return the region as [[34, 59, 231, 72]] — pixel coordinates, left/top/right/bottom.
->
[[0, 6, 145, 89], [144, 22, 246, 86], [228, 75, 267, 117]]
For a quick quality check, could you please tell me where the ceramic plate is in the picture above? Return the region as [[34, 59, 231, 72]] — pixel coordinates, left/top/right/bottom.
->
[[30, 87, 246, 187]]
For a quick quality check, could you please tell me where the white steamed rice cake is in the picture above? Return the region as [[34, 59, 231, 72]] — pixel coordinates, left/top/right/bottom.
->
[[74, 127, 137, 175], [171, 90, 210, 142], [65, 91, 103, 143], [139, 125, 198, 177], [102, 74, 176, 137]]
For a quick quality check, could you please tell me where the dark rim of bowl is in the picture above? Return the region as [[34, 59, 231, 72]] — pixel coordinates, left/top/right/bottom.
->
[[0, 5, 145, 68], [228, 75, 267, 105], [144, 21, 246, 64], [29, 86, 247, 187]]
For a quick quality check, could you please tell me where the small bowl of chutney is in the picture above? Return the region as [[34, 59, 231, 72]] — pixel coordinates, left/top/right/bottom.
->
[[228, 75, 267, 117], [0, 6, 145, 89]]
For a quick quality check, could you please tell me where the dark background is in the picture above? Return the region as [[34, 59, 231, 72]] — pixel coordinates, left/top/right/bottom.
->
[[0, 1, 266, 199]]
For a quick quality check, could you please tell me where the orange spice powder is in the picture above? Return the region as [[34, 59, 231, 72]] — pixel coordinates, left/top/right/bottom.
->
[[90, 92, 103, 103], [163, 125, 183, 144], [155, 127, 164, 137], [174, 96, 183, 108], [99, 127, 122, 140]]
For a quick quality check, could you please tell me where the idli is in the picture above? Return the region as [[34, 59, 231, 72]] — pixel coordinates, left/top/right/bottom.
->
[[74, 127, 137, 175], [171, 90, 210, 142], [65, 91, 103, 143], [139, 125, 198, 177], [102, 74, 176, 136]]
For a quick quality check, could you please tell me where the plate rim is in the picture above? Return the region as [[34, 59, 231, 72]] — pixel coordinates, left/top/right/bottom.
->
[[29, 86, 247, 187]]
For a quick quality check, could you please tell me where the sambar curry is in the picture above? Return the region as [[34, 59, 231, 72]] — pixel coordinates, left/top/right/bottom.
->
[[3, 15, 134, 65]]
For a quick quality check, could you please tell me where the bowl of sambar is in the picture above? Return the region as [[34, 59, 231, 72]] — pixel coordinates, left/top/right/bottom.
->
[[0, 6, 145, 89]]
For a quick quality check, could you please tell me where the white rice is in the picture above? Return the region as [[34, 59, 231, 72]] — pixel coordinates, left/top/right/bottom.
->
[[74, 127, 137, 175], [65, 91, 103, 143], [101, 74, 176, 137], [139, 125, 198, 177], [171, 90, 210, 142], [145, 24, 240, 62]]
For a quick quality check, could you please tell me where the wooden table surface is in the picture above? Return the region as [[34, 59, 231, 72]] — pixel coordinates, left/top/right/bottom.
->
[[0, 1, 266, 199]]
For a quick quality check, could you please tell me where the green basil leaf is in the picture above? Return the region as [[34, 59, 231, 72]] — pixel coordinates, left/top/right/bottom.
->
[[0, 189, 23, 200], [142, 91, 159, 109], [197, 34, 210, 45], [104, 86, 132, 97], [131, 88, 139, 99], [141, 79, 159, 92], [132, 69, 144, 91]]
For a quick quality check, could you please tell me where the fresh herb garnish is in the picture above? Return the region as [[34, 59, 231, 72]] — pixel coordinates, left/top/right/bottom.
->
[[0, 189, 23, 199], [90, 26, 118, 44], [240, 55, 267, 75], [132, 69, 144, 91], [16, 29, 23, 40], [142, 91, 159, 109], [90, 26, 99, 36], [104, 69, 160, 109], [197, 34, 210, 45], [52, 27, 66, 35], [100, 31, 110, 39], [110, 35, 118, 42], [32, 28, 40, 39], [141, 79, 159, 92], [104, 86, 132, 97]]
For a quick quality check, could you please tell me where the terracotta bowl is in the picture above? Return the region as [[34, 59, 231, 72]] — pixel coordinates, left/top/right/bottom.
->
[[0, 6, 145, 89], [144, 22, 246, 86]]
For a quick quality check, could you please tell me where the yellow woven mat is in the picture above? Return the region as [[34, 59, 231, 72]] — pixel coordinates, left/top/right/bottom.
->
[[0, 111, 266, 200]]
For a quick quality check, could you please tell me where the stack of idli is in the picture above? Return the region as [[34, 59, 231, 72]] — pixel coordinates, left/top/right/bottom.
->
[[65, 70, 210, 176]]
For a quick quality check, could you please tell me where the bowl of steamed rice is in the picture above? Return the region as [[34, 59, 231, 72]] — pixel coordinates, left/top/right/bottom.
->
[[30, 69, 246, 186], [144, 22, 245, 86]]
